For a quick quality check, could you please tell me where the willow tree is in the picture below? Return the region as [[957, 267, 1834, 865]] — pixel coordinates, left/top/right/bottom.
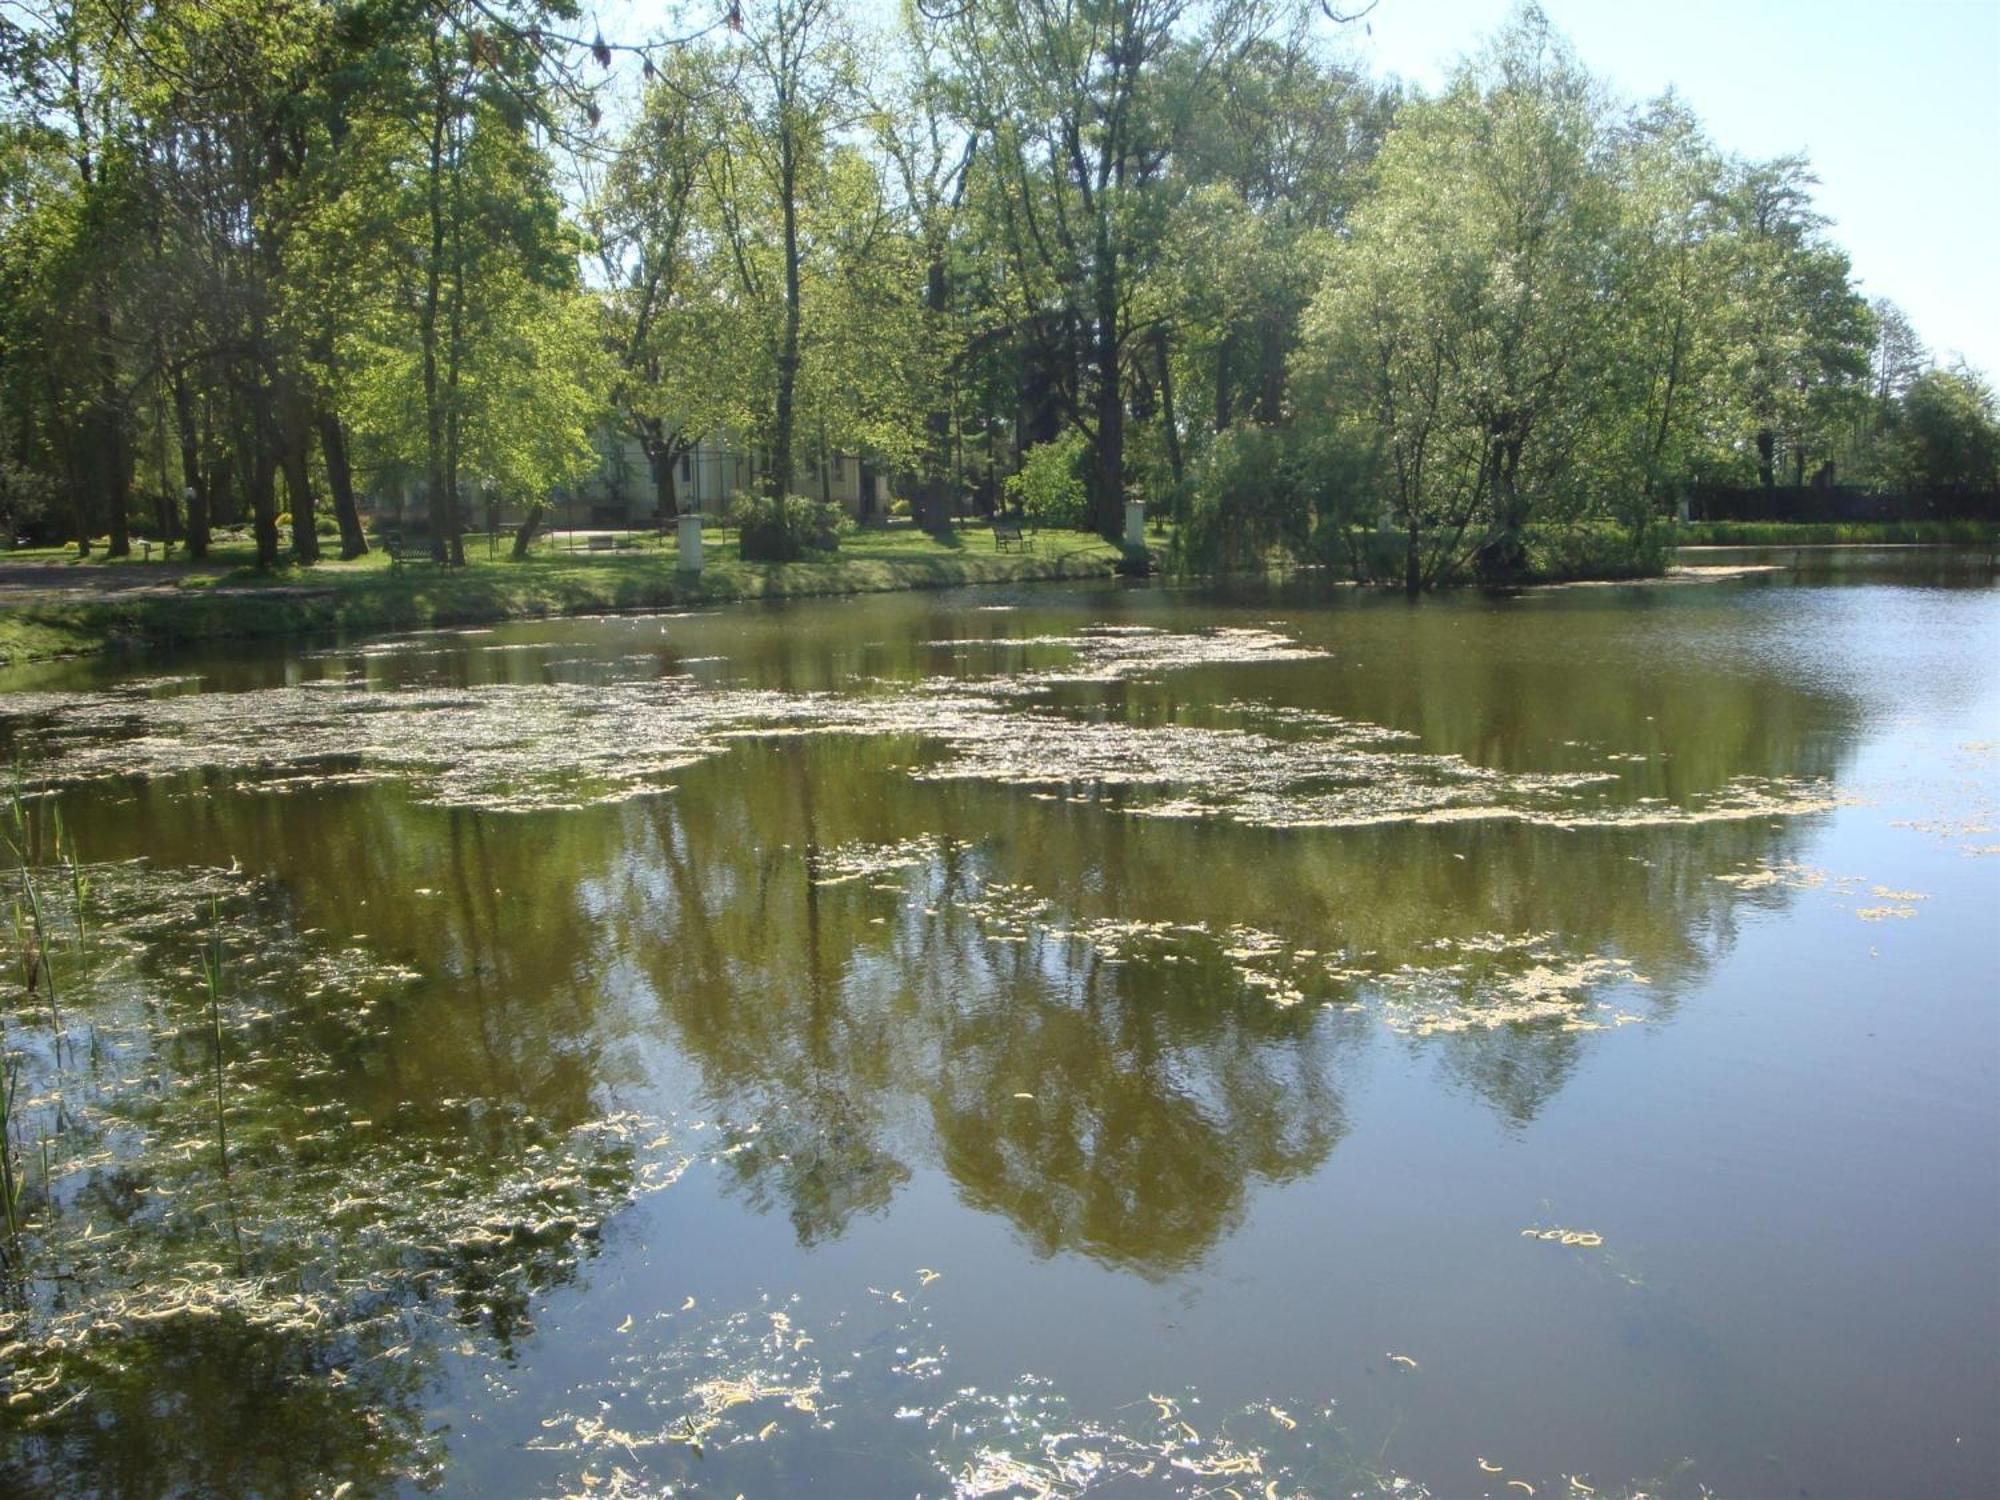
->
[[1595, 92, 1735, 526], [1295, 9, 1618, 589]]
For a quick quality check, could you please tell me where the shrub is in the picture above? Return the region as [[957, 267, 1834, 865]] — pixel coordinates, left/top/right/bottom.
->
[[1521, 523, 1668, 582], [732, 494, 847, 562], [1004, 432, 1089, 530], [316, 514, 339, 537]]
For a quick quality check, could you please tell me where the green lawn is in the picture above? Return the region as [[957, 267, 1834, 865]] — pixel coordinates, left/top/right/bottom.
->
[[0, 524, 1126, 665]]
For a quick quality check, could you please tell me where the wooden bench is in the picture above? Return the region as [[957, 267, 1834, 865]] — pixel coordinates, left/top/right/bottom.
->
[[586, 534, 615, 552], [993, 517, 1033, 552]]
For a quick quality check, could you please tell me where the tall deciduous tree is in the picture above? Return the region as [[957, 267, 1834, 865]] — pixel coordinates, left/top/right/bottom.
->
[[944, 0, 1291, 535], [717, 0, 856, 508], [594, 47, 741, 519]]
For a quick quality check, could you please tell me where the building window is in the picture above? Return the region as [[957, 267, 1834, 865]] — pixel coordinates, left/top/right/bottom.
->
[[680, 452, 692, 483]]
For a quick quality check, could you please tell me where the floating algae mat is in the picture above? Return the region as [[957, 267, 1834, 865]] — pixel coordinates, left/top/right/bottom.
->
[[0, 624, 1841, 829], [1, 576, 1996, 1498]]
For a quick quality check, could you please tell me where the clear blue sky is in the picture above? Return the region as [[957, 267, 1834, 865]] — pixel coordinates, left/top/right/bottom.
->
[[1339, 0, 2000, 377]]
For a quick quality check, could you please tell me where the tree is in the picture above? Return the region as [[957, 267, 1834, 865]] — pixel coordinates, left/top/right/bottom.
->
[[1868, 296, 1928, 404], [1294, 6, 1618, 589], [715, 0, 857, 509], [1719, 154, 1872, 489], [339, 30, 604, 562], [594, 47, 741, 520], [869, 13, 977, 531], [329, 0, 606, 565], [943, 0, 1292, 536], [1890, 364, 2000, 499], [1596, 92, 1733, 525]]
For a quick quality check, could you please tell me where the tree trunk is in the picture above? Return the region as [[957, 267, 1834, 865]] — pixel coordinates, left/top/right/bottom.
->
[[1756, 428, 1776, 488], [95, 299, 131, 558], [1154, 328, 1183, 489], [512, 502, 546, 558], [771, 141, 802, 512], [1089, 244, 1124, 538], [249, 422, 280, 569], [1404, 515, 1421, 600], [818, 416, 832, 504], [318, 407, 368, 557], [644, 424, 681, 520], [915, 256, 955, 533], [1479, 429, 1529, 584], [421, 50, 459, 565], [67, 441, 91, 558], [654, 446, 680, 519], [102, 407, 132, 558], [1256, 312, 1285, 424], [280, 387, 320, 564], [173, 372, 210, 559]]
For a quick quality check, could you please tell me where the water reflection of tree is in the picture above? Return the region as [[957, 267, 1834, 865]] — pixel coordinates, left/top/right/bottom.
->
[[0, 858, 644, 1497], [5, 1316, 433, 1500], [607, 721, 1842, 1249], [41, 598, 1863, 1275], [591, 739, 1353, 1268]]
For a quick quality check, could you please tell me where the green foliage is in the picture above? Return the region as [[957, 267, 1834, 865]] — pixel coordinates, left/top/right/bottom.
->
[[1003, 434, 1089, 530], [1174, 426, 1309, 572], [731, 495, 849, 563], [1522, 523, 1669, 582], [1887, 367, 2000, 497], [1673, 519, 1996, 546], [0, 0, 1965, 587], [0, 452, 52, 539]]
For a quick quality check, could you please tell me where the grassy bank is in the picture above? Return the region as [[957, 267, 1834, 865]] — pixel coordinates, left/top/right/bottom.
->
[[1671, 518, 1998, 546], [0, 525, 1125, 666]]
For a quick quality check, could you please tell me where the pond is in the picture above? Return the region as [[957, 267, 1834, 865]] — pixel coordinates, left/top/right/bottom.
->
[[1, 558, 1995, 1498]]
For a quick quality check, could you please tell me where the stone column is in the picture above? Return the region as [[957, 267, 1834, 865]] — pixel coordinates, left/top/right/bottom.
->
[[677, 513, 704, 573]]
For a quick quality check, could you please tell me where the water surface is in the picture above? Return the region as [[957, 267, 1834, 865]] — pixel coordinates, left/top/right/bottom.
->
[[1, 562, 1995, 1498]]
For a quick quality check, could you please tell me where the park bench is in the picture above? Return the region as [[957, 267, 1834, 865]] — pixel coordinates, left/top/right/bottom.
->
[[586, 534, 615, 552], [993, 516, 1033, 552], [383, 531, 405, 569]]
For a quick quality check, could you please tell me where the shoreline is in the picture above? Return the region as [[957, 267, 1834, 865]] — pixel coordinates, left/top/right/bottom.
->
[[3, 529, 1990, 670], [0, 531, 1126, 667]]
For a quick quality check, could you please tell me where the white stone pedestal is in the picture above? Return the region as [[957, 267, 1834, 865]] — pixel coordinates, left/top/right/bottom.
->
[[1124, 500, 1146, 549], [677, 514, 703, 573]]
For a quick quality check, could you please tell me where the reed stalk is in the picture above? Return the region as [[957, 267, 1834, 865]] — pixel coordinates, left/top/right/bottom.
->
[[0, 1033, 20, 1254], [204, 898, 246, 1274]]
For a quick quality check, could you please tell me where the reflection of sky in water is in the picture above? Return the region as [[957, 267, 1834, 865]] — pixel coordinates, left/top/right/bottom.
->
[[0, 573, 1995, 1499]]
